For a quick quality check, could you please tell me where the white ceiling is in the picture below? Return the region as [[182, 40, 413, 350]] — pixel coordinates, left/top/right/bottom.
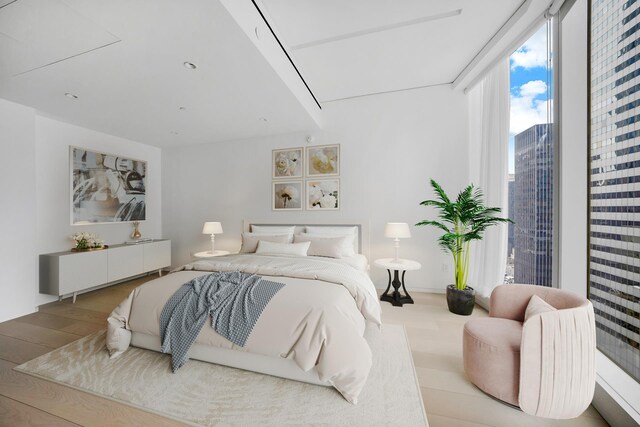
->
[[0, 0, 545, 147], [0, 0, 320, 147], [260, 0, 523, 101]]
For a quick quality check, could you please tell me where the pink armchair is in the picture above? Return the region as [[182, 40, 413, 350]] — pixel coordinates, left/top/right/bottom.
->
[[462, 284, 596, 419]]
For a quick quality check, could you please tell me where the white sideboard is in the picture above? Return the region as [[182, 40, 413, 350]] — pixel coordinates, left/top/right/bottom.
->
[[40, 239, 171, 301]]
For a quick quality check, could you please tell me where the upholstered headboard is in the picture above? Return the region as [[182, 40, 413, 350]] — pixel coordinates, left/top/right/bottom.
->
[[242, 220, 370, 259]]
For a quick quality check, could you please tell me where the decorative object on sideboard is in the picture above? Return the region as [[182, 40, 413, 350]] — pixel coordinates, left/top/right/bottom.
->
[[70, 232, 106, 251], [384, 223, 411, 262], [272, 147, 303, 179], [70, 146, 146, 224], [306, 179, 339, 210], [272, 182, 303, 210], [416, 179, 511, 316], [202, 222, 224, 254], [131, 221, 142, 240]]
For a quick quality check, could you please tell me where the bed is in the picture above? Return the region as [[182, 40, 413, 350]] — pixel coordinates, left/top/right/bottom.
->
[[106, 223, 381, 404]]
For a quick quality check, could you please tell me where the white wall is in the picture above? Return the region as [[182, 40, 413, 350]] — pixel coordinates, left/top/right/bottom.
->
[[163, 85, 468, 292], [0, 99, 37, 322], [34, 116, 163, 306], [0, 98, 163, 320]]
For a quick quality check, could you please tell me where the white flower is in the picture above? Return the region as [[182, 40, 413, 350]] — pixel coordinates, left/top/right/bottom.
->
[[275, 151, 300, 176], [278, 185, 298, 200], [277, 185, 298, 208], [311, 149, 337, 174], [319, 194, 337, 208], [308, 184, 322, 205]]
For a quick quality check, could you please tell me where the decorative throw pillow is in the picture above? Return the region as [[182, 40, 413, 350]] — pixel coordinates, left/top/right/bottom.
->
[[250, 225, 296, 236], [294, 234, 355, 258], [304, 226, 357, 236], [255, 240, 310, 257], [240, 233, 291, 253], [524, 295, 557, 322]]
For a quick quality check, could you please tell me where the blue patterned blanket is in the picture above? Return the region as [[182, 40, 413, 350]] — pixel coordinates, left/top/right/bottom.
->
[[159, 271, 285, 372]]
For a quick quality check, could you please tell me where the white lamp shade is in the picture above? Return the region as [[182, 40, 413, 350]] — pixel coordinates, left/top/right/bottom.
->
[[202, 222, 223, 234], [384, 222, 411, 239]]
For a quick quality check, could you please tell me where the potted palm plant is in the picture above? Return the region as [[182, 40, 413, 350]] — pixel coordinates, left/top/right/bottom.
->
[[417, 179, 511, 315]]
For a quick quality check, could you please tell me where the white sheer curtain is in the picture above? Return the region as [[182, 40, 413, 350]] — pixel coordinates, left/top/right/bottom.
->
[[467, 58, 510, 309]]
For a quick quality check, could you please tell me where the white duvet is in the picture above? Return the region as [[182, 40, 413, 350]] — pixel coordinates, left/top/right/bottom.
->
[[107, 254, 382, 404]]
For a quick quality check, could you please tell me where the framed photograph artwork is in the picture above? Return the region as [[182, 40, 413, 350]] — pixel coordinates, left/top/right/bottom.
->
[[70, 146, 147, 224], [306, 144, 339, 177], [306, 179, 339, 210], [273, 181, 303, 211], [272, 147, 303, 179]]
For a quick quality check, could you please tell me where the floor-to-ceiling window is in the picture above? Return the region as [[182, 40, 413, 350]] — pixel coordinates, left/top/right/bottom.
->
[[590, 0, 640, 383], [505, 20, 555, 286]]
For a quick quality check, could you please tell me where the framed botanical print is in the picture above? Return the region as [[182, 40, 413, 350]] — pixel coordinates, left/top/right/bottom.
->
[[272, 147, 303, 179], [306, 179, 339, 210], [272, 181, 303, 210], [306, 144, 339, 177]]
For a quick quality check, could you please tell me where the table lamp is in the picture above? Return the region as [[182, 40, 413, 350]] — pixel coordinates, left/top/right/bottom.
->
[[202, 222, 223, 254], [384, 222, 411, 262]]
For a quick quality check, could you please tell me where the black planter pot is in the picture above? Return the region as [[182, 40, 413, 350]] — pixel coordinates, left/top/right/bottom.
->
[[446, 285, 475, 316]]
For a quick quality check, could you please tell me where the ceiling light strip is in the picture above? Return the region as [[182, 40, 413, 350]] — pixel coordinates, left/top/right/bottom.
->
[[0, 0, 17, 10], [13, 40, 122, 77], [290, 9, 463, 51], [321, 81, 453, 104], [451, 0, 533, 91], [250, 0, 322, 110]]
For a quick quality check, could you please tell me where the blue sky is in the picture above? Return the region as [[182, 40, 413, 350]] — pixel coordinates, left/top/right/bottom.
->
[[508, 23, 551, 173]]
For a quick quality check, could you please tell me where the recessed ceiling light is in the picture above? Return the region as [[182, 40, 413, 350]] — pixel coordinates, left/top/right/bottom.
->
[[65, 92, 78, 99], [183, 62, 197, 69]]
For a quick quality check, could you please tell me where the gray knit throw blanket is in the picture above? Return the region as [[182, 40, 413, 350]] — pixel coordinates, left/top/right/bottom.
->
[[160, 271, 285, 372]]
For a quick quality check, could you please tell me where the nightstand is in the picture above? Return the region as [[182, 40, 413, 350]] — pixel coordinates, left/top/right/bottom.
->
[[374, 258, 421, 307], [193, 250, 230, 258]]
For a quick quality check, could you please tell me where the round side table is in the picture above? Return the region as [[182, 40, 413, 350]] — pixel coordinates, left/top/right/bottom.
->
[[374, 258, 422, 307], [193, 250, 230, 258]]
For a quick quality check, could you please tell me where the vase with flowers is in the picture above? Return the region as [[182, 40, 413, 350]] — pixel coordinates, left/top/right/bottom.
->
[[71, 232, 106, 251]]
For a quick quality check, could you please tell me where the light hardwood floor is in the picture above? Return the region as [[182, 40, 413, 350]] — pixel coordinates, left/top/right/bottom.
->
[[0, 277, 608, 427]]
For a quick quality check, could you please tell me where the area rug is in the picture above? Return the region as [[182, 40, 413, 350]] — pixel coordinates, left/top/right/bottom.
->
[[15, 324, 427, 426]]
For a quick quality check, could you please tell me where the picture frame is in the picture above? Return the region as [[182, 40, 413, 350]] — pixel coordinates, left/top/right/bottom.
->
[[272, 147, 303, 179], [306, 179, 339, 210], [272, 181, 303, 211], [306, 144, 339, 177], [70, 146, 147, 225]]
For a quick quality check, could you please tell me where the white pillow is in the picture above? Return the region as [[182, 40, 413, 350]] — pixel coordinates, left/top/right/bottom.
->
[[240, 233, 291, 253], [251, 225, 296, 235], [304, 226, 357, 236], [294, 234, 355, 258], [524, 295, 557, 322], [255, 240, 310, 257]]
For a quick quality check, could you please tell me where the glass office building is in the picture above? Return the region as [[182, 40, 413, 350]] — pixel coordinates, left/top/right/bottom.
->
[[514, 123, 554, 287], [590, 0, 640, 382]]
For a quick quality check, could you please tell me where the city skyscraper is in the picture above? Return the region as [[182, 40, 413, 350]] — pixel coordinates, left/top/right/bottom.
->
[[514, 123, 553, 287], [590, 0, 640, 382]]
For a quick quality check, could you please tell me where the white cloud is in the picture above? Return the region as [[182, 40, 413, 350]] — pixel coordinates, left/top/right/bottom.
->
[[519, 80, 547, 97], [510, 25, 548, 70], [510, 80, 550, 135]]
